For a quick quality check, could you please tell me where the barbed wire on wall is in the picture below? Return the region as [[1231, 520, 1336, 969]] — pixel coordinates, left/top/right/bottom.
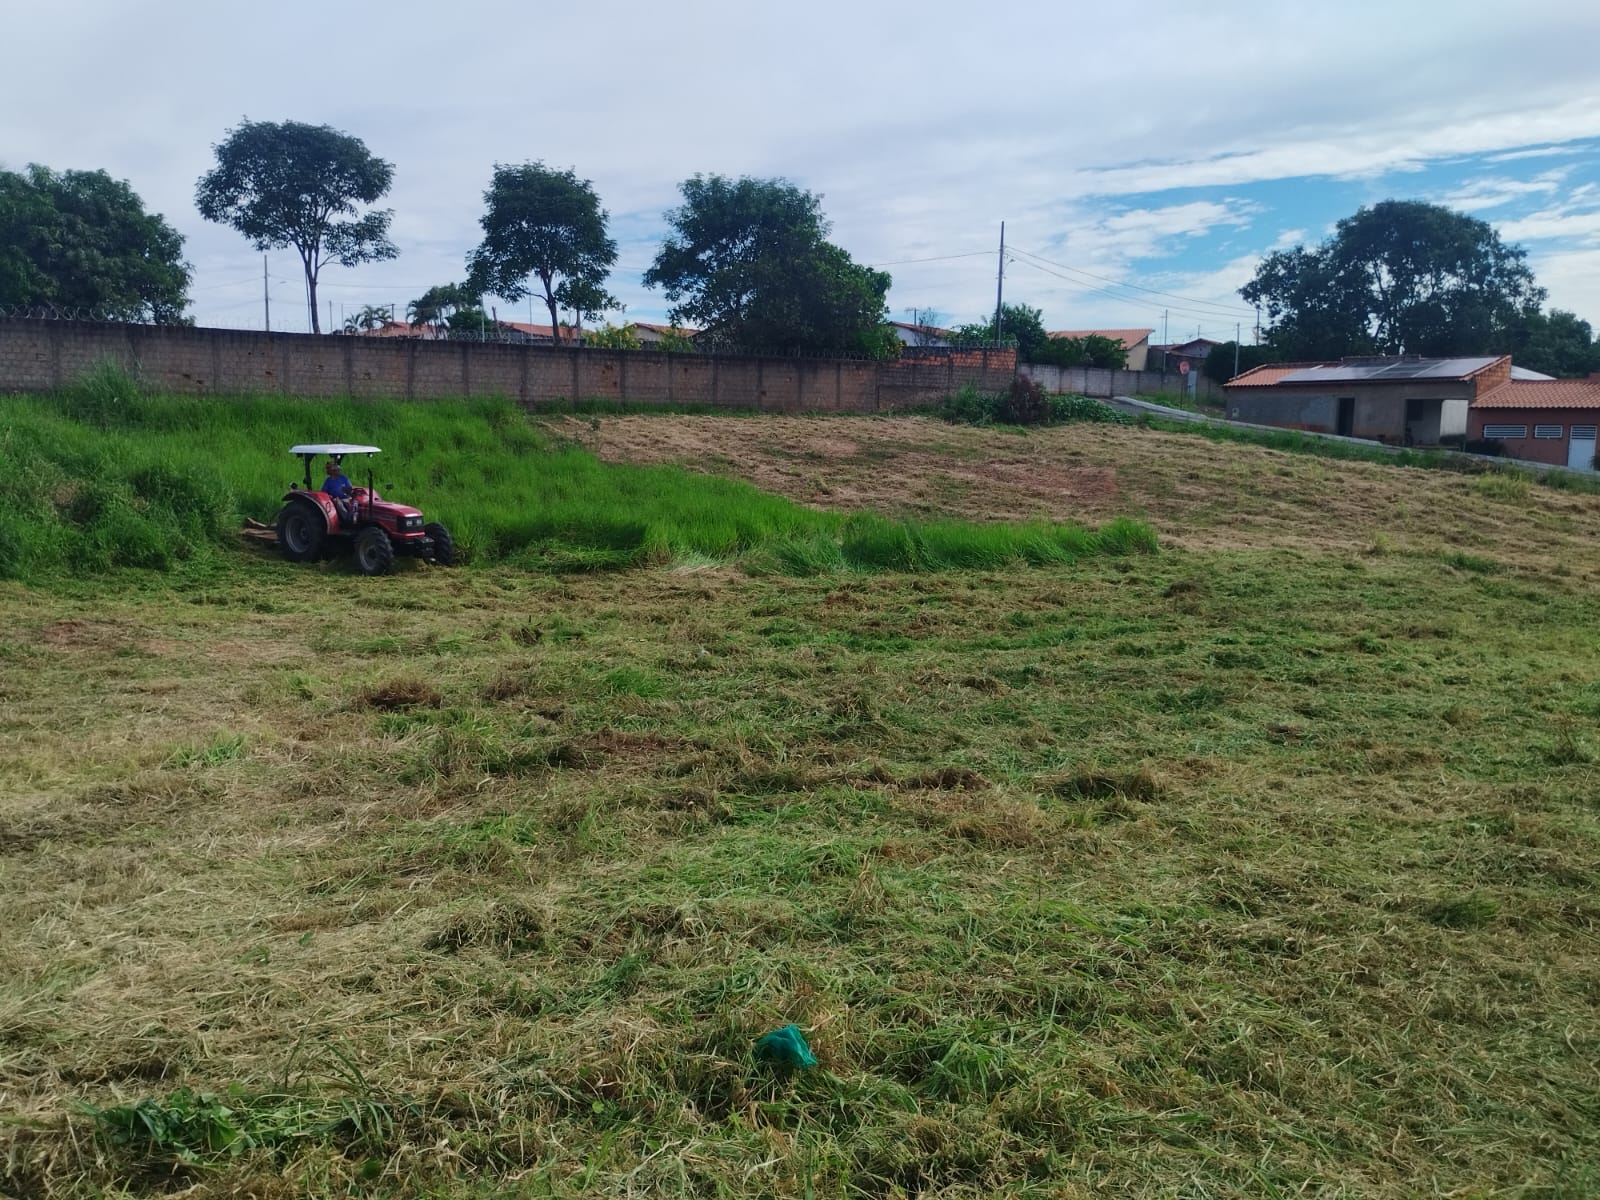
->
[[0, 307, 1015, 362]]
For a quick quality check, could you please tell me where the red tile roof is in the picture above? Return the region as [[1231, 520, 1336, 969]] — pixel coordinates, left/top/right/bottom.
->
[[357, 319, 578, 340], [1047, 328, 1155, 349], [1473, 378, 1600, 410], [887, 320, 952, 337], [1224, 362, 1332, 387], [500, 320, 579, 339], [356, 321, 438, 338], [630, 322, 700, 336]]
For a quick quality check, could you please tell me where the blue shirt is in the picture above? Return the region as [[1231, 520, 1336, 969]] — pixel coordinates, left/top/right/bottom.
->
[[325, 473, 353, 498]]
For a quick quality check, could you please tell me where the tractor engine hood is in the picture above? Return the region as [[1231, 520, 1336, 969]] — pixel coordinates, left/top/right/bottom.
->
[[366, 497, 423, 519]]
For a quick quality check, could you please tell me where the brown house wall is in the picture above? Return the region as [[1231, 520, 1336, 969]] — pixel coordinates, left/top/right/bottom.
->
[[0, 319, 1017, 412], [1468, 406, 1598, 467], [1225, 379, 1476, 442]]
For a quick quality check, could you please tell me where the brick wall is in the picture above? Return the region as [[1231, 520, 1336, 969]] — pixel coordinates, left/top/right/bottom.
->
[[1469, 405, 1598, 468], [0, 319, 1017, 412]]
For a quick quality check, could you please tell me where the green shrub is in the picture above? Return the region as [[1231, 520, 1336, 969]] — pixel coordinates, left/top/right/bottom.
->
[[1046, 394, 1133, 425], [941, 384, 1131, 428]]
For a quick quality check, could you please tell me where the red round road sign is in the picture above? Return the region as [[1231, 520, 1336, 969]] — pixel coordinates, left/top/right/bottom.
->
[[1178, 360, 1190, 375]]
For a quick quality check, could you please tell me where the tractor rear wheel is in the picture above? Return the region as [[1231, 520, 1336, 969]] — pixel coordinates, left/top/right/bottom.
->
[[425, 522, 457, 566], [354, 526, 395, 576], [276, 502, 326, 563]]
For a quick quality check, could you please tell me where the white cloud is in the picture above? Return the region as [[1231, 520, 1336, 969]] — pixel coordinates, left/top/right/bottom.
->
[[1529, 247, 1600, 319], [1069, 100, 1600, 198], [1437, 169, 1571, 211], [5, 0, 1600, 332], [1485, 145, 1590, 163], [1498, 207, 1600, 243]]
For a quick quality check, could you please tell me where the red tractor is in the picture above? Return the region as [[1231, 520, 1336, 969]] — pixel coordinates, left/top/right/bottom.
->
[[276, 443, 456, 575]]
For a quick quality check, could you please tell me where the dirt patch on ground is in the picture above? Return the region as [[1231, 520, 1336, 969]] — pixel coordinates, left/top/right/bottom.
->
[[39, 620, 128, 649], [554, 414, 1600, 573]]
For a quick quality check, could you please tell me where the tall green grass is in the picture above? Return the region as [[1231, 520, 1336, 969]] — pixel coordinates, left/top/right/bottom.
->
[[0, 366, 1155, 581]]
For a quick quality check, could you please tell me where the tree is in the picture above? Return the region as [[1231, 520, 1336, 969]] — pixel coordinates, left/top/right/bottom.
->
[[1203, 341, 1274, 384], [902, 307, 946, 345], [196, 119, 397, 335], [1241, 200, 1545, 359], [466, 163, 618, 345], [0, 165, 190, 321], [342, 304, 392, 333], [643, 174, 891, 355], [951, 303, 1051, 360], [1510, 308, 1600, 378], [1032, 334, 1128, 369], [585, 323, 642, 350], [406, 283, 476, 331]]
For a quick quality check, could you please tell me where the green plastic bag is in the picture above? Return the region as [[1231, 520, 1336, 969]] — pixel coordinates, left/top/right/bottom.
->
[[754, 1024, 818, 1069]]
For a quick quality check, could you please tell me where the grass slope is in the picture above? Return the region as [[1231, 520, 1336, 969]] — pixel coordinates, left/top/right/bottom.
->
[[4, 398, 1599, 1197], [0, 374, 1150, 580], [2, 454, 1598, 1195]]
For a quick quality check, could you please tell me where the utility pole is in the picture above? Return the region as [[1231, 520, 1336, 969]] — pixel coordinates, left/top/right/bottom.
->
[[263, 254, 270, 332], [1255, 304, 1262, 347], [1234, 323, 1241, 379], [993, 221, 1005, 342]]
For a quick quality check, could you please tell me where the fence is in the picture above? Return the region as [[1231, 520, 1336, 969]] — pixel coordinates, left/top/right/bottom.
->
[[0, 316, 1017, 413], [1019, 361, 1223, 401]]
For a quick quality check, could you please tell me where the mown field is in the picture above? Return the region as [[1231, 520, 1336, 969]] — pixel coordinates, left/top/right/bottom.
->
[[2, 396, 1599, 1198]]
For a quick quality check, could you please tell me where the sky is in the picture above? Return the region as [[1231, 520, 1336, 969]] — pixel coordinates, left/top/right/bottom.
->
[[7, 0, 1600, 341]]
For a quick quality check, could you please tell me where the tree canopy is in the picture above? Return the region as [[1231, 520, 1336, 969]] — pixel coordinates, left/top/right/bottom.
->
[[1509, 308, 1600, 378], [466, 163, 618, 344], [1241, 200, 1545, 360], [406, 283, 478, 330], [0, 165, 190, 322], [951, 303, 1050, 360], [1034, 333, 1129, 370], [644, 175, 892, 355], [196, 119, 397, 334]]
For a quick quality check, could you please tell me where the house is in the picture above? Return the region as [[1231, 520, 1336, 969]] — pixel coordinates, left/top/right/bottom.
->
[[1151, 336, 1220, 374], [1469, 375, 1600, 470], [356, 320, 445, 340], [887, 320, 953, 348], [625, 322, 699, 347], [1222, 355, 1552, 446], [1046, 328, 1154, 370], [358, 319, 581, 344]]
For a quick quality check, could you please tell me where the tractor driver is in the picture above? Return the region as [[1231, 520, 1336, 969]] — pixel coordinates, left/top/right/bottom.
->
[[324, 459, 356, 524]]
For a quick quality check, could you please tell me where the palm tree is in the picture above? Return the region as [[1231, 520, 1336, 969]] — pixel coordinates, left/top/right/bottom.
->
[[407, 284, 473, 332], [342, 304, 393, 334]]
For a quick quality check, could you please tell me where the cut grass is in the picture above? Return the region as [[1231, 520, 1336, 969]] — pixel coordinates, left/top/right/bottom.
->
[[3, 529, 1598, 1197], [1141, 411, 1600, 494], [0, 368, 1151, 581], [572, 413, 1600, 579]]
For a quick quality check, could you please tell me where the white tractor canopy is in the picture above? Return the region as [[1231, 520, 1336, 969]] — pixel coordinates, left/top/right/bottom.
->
[[290, 444, 382, 456]]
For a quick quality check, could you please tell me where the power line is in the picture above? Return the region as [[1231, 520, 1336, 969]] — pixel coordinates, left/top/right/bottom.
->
[[189, 272, 269, 291], [1010, 244, 1255, 318], [1005, 253, 1245, 329], [867, 250, 995, 268]]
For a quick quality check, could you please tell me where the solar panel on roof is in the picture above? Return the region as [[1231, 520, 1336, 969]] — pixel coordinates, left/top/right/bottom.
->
[[1373, 361, 1434, 378], [1278, 357, 1499, 385]]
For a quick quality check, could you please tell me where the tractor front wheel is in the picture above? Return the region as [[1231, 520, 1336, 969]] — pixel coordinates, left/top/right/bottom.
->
[[354, 526, 395, 576], [276, 503, 326, 563], [425, 522, 457, 566]]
